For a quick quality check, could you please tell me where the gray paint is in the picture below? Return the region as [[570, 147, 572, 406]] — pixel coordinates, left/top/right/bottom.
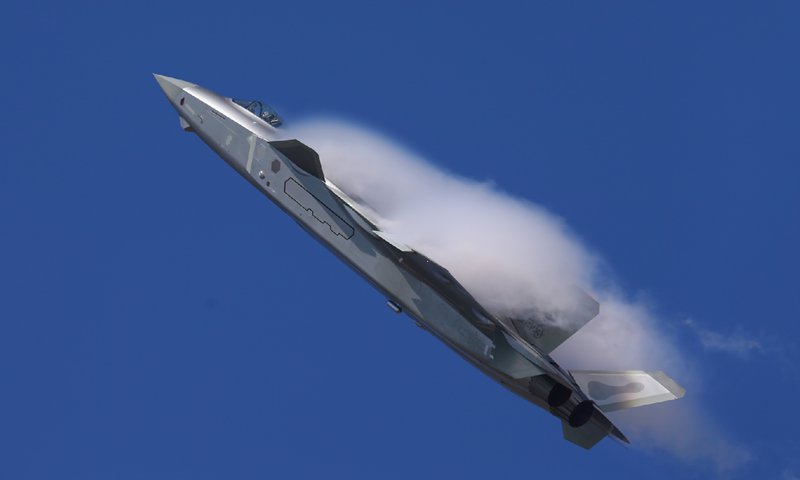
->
[[154, 74, 685, 450]]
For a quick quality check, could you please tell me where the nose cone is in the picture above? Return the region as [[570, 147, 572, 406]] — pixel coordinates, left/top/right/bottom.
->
[[153, 74, 197, 103]]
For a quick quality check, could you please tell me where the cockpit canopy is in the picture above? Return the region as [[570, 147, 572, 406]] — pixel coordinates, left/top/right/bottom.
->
[[232, 99, 282, 127]]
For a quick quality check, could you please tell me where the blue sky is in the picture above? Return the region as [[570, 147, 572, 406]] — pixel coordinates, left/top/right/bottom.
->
[[2, 1, 799, 478]]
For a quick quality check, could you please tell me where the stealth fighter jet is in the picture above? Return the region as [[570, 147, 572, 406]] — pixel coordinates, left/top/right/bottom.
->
[[154, 74, 685, 449]]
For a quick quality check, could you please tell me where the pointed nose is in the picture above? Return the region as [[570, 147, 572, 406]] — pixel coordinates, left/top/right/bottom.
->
[[153, 74, 198, 103]]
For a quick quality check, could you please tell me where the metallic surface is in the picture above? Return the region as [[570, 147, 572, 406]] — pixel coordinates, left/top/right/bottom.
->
[[154, 74, 686, 449]]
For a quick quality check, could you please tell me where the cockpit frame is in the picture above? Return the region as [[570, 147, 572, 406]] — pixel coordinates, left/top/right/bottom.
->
[[232, 98, 283, 127]]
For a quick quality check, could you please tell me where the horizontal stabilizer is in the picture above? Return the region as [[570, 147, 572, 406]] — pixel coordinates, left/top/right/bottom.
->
[[569, 370, 685, 412], [509, 288, 599, 354]]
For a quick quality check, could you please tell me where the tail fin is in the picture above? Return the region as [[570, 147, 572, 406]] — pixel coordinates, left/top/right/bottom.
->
[[508, 287, 599, 354], [569, 370, 685, 412], [561, 407, 630, 449], [561, 419, 608, 449]]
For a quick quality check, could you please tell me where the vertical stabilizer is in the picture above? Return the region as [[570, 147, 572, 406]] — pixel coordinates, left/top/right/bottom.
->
[[508, 288, 599, 354]]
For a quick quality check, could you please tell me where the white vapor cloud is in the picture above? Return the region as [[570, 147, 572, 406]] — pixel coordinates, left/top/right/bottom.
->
[[683, 319, 764, 358], [285, 119, 750, 472]]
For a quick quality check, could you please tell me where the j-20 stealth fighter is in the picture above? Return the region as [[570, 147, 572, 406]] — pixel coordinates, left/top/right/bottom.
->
[[154, 74, 685, 449]]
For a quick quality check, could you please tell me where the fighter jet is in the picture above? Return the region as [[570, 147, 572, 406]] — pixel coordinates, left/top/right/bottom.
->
[[154, 74, 685, 449]]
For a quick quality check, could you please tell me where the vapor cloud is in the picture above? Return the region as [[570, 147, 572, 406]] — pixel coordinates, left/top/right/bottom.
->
[[285, 119, 749, 471], [683, 319, 765, 358]]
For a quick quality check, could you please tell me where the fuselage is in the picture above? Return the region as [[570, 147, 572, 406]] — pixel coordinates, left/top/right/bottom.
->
[[154, 75, 621, 442]]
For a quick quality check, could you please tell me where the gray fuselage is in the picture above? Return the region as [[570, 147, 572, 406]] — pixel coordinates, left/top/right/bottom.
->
[[154, 75, 621, 443]]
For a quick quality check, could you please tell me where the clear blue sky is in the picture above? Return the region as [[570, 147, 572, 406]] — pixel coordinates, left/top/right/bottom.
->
[[2, 1, 799, 478]]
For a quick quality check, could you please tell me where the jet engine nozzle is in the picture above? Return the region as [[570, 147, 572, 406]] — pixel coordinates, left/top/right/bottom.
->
[[528, 375, 573, 408], [547, 383, 572, 408], [568, 400, 595, 427]]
